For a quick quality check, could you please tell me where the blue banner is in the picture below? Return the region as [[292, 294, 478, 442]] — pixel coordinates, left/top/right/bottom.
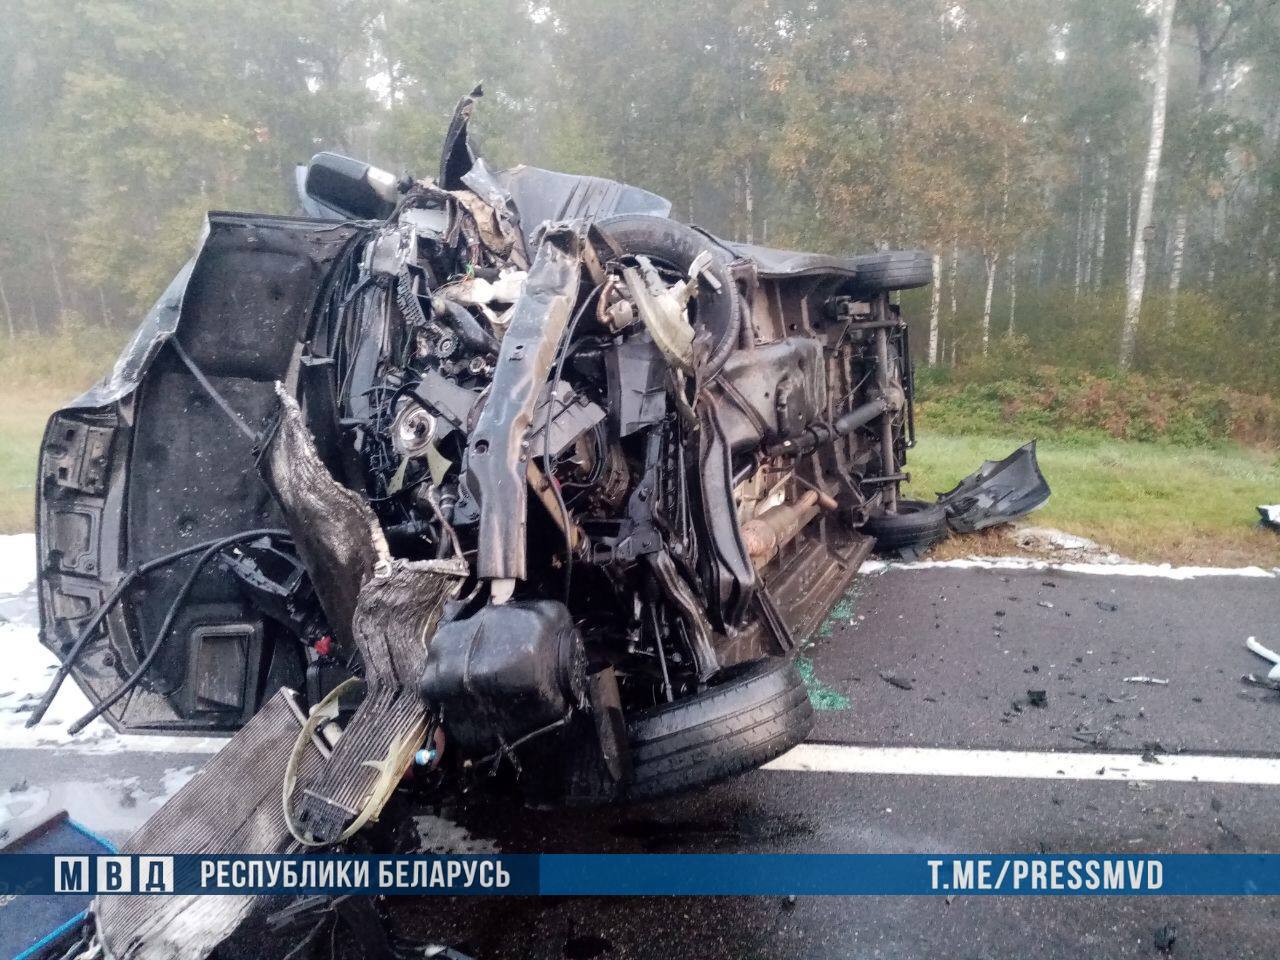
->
[[3, 854, 1280, 897]]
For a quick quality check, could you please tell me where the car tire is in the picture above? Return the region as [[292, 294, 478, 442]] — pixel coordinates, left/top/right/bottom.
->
[[863, 498, 948, 552], [849, 249, 934, 294], [623, 656, 814, 802]]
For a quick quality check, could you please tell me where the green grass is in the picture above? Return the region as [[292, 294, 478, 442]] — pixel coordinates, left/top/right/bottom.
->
[[0, 329, 126, 534], [904, 433, 1280, 567], [0, 385, 75, 533]]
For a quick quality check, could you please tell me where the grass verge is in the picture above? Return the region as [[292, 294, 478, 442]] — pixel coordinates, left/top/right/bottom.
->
[[0, 330, 126, 535], [0, 385, 74, 533]]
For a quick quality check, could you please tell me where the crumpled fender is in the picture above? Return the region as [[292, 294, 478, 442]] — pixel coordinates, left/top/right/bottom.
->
[[937, 440, 1050, 533]]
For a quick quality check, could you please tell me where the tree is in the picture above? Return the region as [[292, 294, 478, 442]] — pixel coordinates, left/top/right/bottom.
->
[[13, 0, 374, 315], [1120, 0, 1177, 370]]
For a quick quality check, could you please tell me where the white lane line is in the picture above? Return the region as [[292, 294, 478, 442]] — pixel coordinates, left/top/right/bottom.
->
[[859, 557, 1277, 580], [764, 743, 1280, 786]]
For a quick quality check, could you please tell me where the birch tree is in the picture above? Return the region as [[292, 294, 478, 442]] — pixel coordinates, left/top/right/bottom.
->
[[928, 253, 942, 364], [1167, 209, 1188, 322], [1120, 0, 1177, 370], [1007, 253, 1018, 337]]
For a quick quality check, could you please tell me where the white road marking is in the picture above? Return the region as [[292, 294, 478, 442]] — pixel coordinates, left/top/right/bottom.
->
[[861, 556, 1279, 579], [860, 557, 1277, 580], [765, 743, 1280, 786]]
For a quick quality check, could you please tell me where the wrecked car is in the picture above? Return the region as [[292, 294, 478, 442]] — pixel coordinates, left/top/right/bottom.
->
[[32, 90, 947, 834]]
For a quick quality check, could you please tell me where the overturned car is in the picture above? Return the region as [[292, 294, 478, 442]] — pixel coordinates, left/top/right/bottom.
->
[[33, 92, 946, 840]]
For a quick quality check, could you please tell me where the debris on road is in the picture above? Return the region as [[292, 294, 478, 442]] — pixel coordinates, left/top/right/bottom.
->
[[1154, 923, 1178, 954], [1244, 636, 1280, 681], [1241, 674, 1280, 691], [1070, 731, 1106, 746], [878, 671, 914, 691], [1026, 689, 1048, 708], [1123, 676, 1170, 686]]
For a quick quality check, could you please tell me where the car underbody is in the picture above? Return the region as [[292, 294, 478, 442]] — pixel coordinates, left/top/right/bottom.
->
[[35, 88, 934, 768]]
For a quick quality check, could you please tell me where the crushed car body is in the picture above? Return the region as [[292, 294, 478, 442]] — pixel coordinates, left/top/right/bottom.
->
[[33, 89, 945, 843]]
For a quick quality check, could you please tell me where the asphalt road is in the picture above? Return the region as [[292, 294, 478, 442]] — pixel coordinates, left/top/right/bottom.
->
[[6, 559, 1280, 958], [374, 561, 1280, 960]]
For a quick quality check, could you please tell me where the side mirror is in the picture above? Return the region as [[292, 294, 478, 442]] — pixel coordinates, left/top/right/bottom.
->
[[303, 152, 401, 221]]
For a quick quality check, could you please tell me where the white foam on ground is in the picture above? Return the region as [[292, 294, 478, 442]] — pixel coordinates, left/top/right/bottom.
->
[[766, 743, 1280, 786], [861, 556, 1278, 580], [0, 534, 226, 755], [0, 533, 36, 594], [0, 763, 205, 837]]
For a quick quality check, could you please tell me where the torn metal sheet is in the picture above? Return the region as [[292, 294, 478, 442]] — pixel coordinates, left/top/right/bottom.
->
[[466, 225, 582, 581], [259, 387, 390, 657], [937, 440, 1051, 533], [1259, 504, 1280, 532]]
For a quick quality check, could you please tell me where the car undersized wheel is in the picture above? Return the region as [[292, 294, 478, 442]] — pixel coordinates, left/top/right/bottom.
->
[[863, 498, 949, 553], [623, 656, 814, 802]]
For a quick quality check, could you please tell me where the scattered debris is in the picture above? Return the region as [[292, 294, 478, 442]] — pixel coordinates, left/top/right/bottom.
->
[[1123, 676, 1169, 686], [1241, 673, 1280, 691], [1154, 923, 1177, 954], [796, 655, 852, 711], [1244, 636, 1280, 681], [1214, 816, 1246, 852], [1071, 731, 1106, 746], [878, 671, 914, 691]]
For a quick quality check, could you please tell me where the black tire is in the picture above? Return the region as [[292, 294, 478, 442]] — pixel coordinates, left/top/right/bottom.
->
[[863, 498, 948, 552], [593, 214, 742, 377], [849, 249, 934, 294], [624, 657, 814, 802]]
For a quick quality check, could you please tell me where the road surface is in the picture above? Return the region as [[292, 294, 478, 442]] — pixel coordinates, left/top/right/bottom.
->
[[3, 538, 1279, 958]]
